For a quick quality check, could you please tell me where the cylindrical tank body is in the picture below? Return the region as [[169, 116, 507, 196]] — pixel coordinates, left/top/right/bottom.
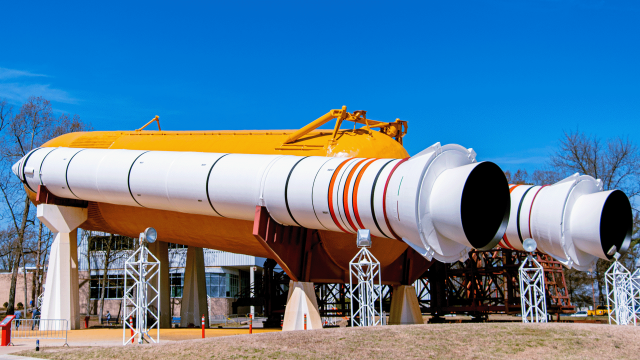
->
[[24, 128, 434, 276], [15, 142, 511, 263], [499, 174, 633, 270]]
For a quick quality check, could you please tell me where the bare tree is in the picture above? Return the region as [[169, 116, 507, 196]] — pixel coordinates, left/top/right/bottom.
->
[[548, 130, 640, 305], [87, 234, 134, 324], [0, 96, 90, 315]]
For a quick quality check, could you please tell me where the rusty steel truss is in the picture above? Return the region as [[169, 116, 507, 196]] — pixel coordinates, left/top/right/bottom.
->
[[420, 249, 574, 320]]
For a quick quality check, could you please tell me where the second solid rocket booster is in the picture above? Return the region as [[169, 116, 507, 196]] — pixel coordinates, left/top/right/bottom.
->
[[13, 142, 511, 263], [499, 174, 632, 270]]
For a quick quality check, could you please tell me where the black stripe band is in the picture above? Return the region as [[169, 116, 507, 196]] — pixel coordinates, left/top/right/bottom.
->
[[284, 157, 309, 227], [206, 154, 230, 217], [516, 186, 535, 244], [65, 149, 86, 199], [127, 151, 150, 207], [370, 159, 395, 239], [37, 148, 58, 192], [310, 159, 331, 230], [21, 148, 41, 193]]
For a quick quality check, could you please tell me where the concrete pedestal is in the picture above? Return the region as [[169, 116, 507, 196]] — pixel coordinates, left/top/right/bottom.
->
[[388, 285, 424, 325], [147, 240, 171, 328], [180, 246, 209, 328], [37, 204, 88, 330], [282, 281, 322, 331]]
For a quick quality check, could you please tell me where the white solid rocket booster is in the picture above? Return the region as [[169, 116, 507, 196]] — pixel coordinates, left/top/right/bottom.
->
[[13, 142, 511, 263], [499, 174, 632, 270]]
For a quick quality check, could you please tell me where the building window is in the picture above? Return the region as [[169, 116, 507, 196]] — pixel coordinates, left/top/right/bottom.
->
[[170, 273, 184, 298], [89, 235, 136, 251], [168, 243, 187, 249], [90, 274, 131, 299], [205, 273, 239, 298]]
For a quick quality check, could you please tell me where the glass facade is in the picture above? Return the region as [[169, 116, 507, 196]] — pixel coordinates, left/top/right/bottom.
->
[[170, 273, 184, 298], [89, 235, 137, 252], [168, 243, 188, 249], [90, 274, 132, 299], [205, 273, 239, 298]]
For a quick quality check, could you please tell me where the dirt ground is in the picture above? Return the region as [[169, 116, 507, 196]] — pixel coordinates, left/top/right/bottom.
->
[[13, 322, 640, 360]]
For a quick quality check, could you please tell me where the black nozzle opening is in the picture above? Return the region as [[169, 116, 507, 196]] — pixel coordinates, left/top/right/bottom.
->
[[460, 162, 510, 250], [600, 190, 633, 259]]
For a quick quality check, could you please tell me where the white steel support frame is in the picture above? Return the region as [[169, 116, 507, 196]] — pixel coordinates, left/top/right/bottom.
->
[[605, 260, 633, 326], [123, 241, 161, 345], [349, 247, 383, 327], [519, 254, 547, 323], [631, 269, 640, 326]]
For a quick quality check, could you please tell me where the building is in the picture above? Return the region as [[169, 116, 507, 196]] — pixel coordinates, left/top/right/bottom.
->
[[77, 233, 265, 320]]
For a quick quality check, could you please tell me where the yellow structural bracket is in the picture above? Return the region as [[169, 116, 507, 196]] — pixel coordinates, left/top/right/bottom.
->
[[136, 115, 161, 131], [282, 106, 408, 145]]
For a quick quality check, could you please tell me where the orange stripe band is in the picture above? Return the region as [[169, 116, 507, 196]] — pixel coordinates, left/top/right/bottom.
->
[[501, 184, 522, 250], [353, 158, 378, 230], [342, 159, 371, 232], [327, 158, 354, 234]]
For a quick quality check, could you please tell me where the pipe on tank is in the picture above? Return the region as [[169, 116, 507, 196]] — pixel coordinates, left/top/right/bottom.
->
[[499, 174, 633, 270], [13, 142, 511, 263]]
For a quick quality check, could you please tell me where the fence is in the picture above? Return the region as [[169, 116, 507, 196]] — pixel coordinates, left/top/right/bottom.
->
[[10, 319, 68, 346]]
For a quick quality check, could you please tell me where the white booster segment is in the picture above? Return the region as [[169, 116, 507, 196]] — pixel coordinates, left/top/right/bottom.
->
[[13, 142, 511, 263], [499, 174, 633, 271]]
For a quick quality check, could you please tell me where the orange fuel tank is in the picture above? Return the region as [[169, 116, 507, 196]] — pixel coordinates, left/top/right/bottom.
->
[[28, 109, 427, 284]]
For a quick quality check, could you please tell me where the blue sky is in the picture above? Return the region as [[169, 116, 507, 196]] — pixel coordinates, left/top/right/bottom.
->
[[1, 0, 639, 172]]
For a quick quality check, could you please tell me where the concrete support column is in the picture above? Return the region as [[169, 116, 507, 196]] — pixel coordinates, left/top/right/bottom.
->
[[180, 246, 209, 328], [37, 204, 88, 330], [147, 240, 171, 328], [282, 281, 322, 331], [388, 285, 424, 325]]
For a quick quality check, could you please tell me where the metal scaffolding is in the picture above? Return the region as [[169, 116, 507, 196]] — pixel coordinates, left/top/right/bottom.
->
[[630, 268, 640, 325], [123, 230, 161, 345], [519, 252, 547, 323], [349, 230, 383, 327], [605, 258, 634, 326]]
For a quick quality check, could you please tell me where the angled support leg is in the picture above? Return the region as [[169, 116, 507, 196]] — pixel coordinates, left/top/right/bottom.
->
[[37, 204, 88, 330], [180, 246, 209, 328]]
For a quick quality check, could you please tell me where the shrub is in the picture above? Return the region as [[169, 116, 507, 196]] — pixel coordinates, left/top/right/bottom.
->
[[2, 302, 7, 309]]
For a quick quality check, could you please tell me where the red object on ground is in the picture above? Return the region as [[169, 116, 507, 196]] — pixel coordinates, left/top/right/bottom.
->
[[130, 316, 134, 344], [0, 315, 16, 346], [304, 314, 307, 330], [249, 314, 253, 334], [201, 314, 205, 339], [84, 316, 90, 329]]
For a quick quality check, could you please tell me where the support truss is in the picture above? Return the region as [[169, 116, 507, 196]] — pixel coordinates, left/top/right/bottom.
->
[[123, 242, 160, 345], [630, 269, 640, 326], [605, 260, 634, 326], [349, 247, 383, 327], [519, 254, 547, 323]]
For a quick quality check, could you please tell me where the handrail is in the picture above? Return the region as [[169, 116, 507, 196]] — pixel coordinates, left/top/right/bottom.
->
[[282, 106, 407, 145], [135, 115, 161, 131]]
